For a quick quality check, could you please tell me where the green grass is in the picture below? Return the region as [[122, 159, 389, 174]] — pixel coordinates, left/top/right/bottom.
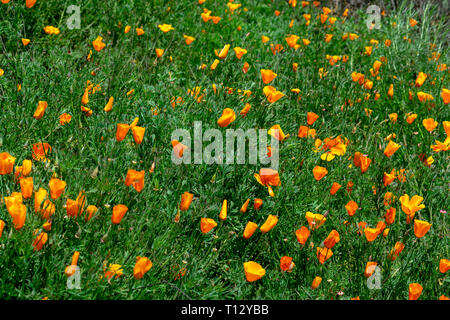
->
[[0, 0, 448, 300]]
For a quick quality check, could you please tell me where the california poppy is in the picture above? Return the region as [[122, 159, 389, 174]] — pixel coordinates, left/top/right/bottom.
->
[[217, 108, 236, 128], [243, 261, 265, 282], [65, 251, 80, 277], [384, 207, 396, 225], [330, 182, 341, 195], [388, 242, 405, 261], [293, 227, 310, 245], [155, 48, 164, 57], [49, 178, 66, 199], [33, 101, 48, 120], [32, 232, 48, 251], [233, 47, 247, 60], [180, 192, 194, 211], [19, 177, 33, 199], [261, 69, 277, 84], [422, 118, 438, 132], [306, 212, 326, 230], [219, 199, 227, 221], [439, 259, 450, 273], [243, 221, 258, 239], [92, 36, 106, 52], [0, 220, 5, 239], [384, 140, 401, 157], [254, 198, 263, 210], [200, 217, 217, 234], [133, 256, 153, 279], [0, 152, 16, 175], [316, 247, 333, 264], [311, 276, 322, 289], [323, 230, 340, 249], [158, 24, 174, 33], [260, 214, 278, 233], [280, 256, 295, 272], [263, 86, 284, 103], [312, 166, 328, 181], [112, 204, 128, 224], [364, 262, 378, 278], [414, 219, 431, 238], [408, 283, 423, 300], [125, 169, 145, 192]]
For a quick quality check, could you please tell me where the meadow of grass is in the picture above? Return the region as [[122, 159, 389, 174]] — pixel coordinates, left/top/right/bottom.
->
[[0, 0, 448, 300]]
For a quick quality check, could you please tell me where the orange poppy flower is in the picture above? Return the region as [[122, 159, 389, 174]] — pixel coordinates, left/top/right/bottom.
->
[[311, 276, 322, 289], [158, 24, 174, 33], [8, 202, 26, 230], [133, 256, 153, 280], [312, 166, 328, 181], [414, 219, 431, 238], [85, 205, 98, 222], [111, 204, 128, 224], [136, 28, 145, 36], [285, 35, 299, 48], [0, 152, 16, 175], [43, 26, 60, 35], [440, 259, 450, 273], [417, 91, 434, 102], [217, 108, 236, 127], [305, 212, 326, 230], [345, 201, 358, 216], [409, 18, 418, 27], [441, 88, 450, 104], [364, 262, 378, 278], [19, 177, 33, 199], [233, 47, 247, 59], [399, 194, 425, 217], [295, 226, 310, 245], [408, 283, 423, 300], [243, 261, 265, 282], [422, 118, 438, 132], [92, 36, 106, 52], [200, 217, 217, 234], [32, 232, 48, 251], [384, 140, 401, 157], [330, 182, 341, 195], [219, 199, 227, 221], [59, 113, 72, 125], [33, 101, 48, 120], [268, 124, 288, 141], [26, 0, 36, 8], [116, 124, 130, 142], [49, 178, 66, 199], [306, 112, 319, 126], [179, 192, 194, 211], [239, 198, 250, 213], [125, 169, 145, 192], [210, 59, 220, 70], [216, 44, 230, 59], [384, 207, 396, 225], [260, 69, 277, 84], [131, 126, 145, 144], [155, 48, 164, 57], [260, 214, 278, 233], [263, 86, 284, 103], [254, 198, 263, 210], [280, 256, 295, 272], [104, 264, 123, 280], [415, 72, 427, 87], [242, 61, 250, 73], [0, 219, 5, 239], [243, 221, 258, 239], [65, 251, 80, 277], [171, 140, 188, 158], [323, 230, 340, 249], [388, 242, 405, 261], [364, 227, 380, 242], [104, 96, 114, 112], [316, 247, 333, 264]]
